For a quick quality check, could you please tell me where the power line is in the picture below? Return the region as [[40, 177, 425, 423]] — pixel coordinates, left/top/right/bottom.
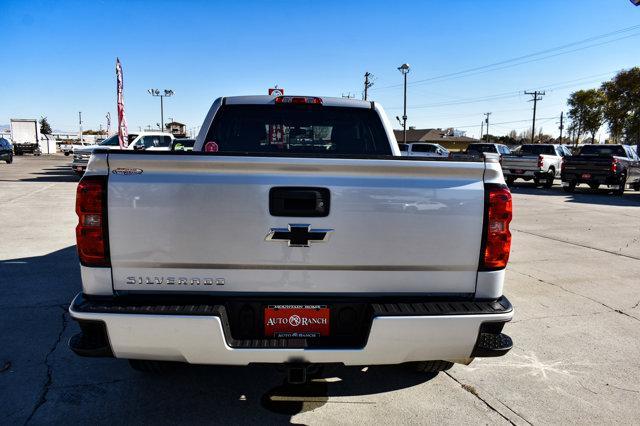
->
[[384, 70, 618, 110], [372, 24, 640, 91]]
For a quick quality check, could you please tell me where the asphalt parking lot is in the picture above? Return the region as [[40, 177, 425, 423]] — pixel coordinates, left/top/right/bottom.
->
[[1, 154, 639, 425]]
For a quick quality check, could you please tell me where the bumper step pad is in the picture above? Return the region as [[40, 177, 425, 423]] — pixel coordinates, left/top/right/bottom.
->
[[471, 332, 513, 357]]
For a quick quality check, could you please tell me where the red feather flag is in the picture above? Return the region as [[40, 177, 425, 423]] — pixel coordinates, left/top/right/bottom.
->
[[116, 58, 129, 148]]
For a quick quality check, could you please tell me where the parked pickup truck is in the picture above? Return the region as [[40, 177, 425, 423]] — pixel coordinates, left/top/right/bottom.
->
[[68, 95, 514, 381], [72, 132, 174, 175], [501, 144, 571, 188], [561, 144, 640, 195]]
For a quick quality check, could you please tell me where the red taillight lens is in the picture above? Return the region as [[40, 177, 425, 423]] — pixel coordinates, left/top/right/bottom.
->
[[275, 96, 323, 105], [480, 185, 512, 270], [537, 155, 543, 168], [76, 176, 109, 267], [611, 158, 618, 173]]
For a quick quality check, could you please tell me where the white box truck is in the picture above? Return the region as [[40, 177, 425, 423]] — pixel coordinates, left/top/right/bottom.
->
[[10, 119, 41, 155]]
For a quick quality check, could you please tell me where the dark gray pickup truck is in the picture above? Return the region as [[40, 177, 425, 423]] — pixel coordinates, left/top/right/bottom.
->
[[561, 144, 640, 195]]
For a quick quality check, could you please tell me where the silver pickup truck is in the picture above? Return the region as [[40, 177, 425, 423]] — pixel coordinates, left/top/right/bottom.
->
[[502, 144, 572, 188], [68, 95, 514, 381]]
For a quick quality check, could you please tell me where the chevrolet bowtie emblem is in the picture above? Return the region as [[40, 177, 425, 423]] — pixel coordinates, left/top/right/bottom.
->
[[266, 224, 333, 247]]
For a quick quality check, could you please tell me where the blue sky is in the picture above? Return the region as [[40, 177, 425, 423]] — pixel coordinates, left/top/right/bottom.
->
[[1, 0, 639, 138]]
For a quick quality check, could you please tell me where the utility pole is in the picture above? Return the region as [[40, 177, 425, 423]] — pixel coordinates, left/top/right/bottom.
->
[[484, 112, 492, 142], [78, 111, 83, 142], [363, 72, 374, 100], [524, 90, 545, 143], [558, 111, 564, 144], [480, 120, 484, 141]]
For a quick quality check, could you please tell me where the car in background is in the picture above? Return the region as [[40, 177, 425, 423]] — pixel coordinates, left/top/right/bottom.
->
[[0, 138, 13, 164], [401, 143, 449, 157], [561, 144, 640, 195], [72, 132, 174, 175], [171, 138, 196, 151], [465, 143, 511, 157], [501, 144, 570, 188], [60, 140, 96, 156]]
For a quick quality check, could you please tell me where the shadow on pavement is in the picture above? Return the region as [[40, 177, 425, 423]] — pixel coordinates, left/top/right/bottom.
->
[[509, 183, 640, 206], [0, 163, 79, 183], [0, 246, 437, 424]]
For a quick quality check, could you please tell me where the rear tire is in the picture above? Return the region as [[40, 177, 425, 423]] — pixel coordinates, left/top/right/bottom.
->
[[408, 360, 454, 373], [505, 177, 515, 186], [128, 359, 176, 373], [614, 175, 626, 196], [543, 169, 555, 188], [533, 178, 540, 186], [633, 182, 640, 192], [563, 182, 576, 193], [6, 156, 12, 164], [588, 183, 600, 190]]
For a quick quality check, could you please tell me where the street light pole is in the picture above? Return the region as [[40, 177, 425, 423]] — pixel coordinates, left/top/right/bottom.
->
[[148, 89, 174, 131], [397, 63, 410, 144]]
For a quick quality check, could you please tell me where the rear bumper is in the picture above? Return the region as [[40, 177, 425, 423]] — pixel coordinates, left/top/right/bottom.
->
[[503, 169, 544, 179], [68, 293, 513, 365], [561, 172, 621, 185]]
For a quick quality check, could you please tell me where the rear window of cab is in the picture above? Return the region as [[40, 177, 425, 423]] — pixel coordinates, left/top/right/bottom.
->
[[203, 105, 391, 155]]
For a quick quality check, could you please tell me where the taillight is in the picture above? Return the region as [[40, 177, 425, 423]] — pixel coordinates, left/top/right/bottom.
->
[[537, 155, 543, 168], [76, 176, 109, 267], [275, 96, 323, 105], [611, 158, 618, 173], [480, 184, 512, 270]]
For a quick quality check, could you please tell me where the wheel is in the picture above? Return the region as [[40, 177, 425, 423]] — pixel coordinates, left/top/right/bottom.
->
[[613, 175, 626, 196], [533, 178, 540, 186], [543, 168, 555, 188], [128, 359, 176, 373], [64, 152, 70, 156], [6, 156, 12, 164], [505, 177, 515, 186], [563, 182, 576, 193], [633, 182, 640, 192], [588, 183, 600, 190], [407, 360, 454, 373]]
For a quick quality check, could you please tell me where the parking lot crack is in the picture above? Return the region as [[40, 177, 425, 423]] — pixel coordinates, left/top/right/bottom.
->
[[23, 307, 68, 425], [445, 372, 529, 425], [513, 229, 640, 262], [510, 269, 640, 323]]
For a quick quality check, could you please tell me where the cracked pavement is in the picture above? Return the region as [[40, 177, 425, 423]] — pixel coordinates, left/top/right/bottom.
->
[[1, 155, 639, 424]]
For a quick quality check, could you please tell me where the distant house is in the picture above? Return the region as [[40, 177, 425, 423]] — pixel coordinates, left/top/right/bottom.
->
[[165, 121, 187, 138], [393, 128, 479, 151]]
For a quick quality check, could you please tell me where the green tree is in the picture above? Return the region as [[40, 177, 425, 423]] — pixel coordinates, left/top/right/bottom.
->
[[567, 89, 604, 143], [39, 117, 52, 135], [601, 67, 640, 146]]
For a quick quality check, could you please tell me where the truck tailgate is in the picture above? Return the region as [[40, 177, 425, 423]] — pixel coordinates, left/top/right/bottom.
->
[[501, 155, 539, 171], [106, 154, 486, 295]]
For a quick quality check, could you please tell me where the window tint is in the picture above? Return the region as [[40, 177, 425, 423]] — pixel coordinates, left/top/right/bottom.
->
[[99, 135, 120, 146], [520, 145, 556, 155], [579, 145, 626, 156], [205, 105, 391, 155], [398, 143, 408, 152], [411, 144, 437, 153], [467, 144, 497, 153]]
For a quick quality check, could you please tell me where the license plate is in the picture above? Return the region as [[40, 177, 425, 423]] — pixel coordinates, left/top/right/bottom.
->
[[581, 173, 591, 180], [264, 305, 330, 338], [515, 169, 524, 174]]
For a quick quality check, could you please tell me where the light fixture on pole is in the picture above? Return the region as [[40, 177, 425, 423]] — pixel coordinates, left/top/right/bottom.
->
[[397, 63, 410, 144], [147, 89, 174, 131]]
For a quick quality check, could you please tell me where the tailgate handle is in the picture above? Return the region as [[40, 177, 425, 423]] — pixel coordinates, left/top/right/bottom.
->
[[269, 187, 330, 217]]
